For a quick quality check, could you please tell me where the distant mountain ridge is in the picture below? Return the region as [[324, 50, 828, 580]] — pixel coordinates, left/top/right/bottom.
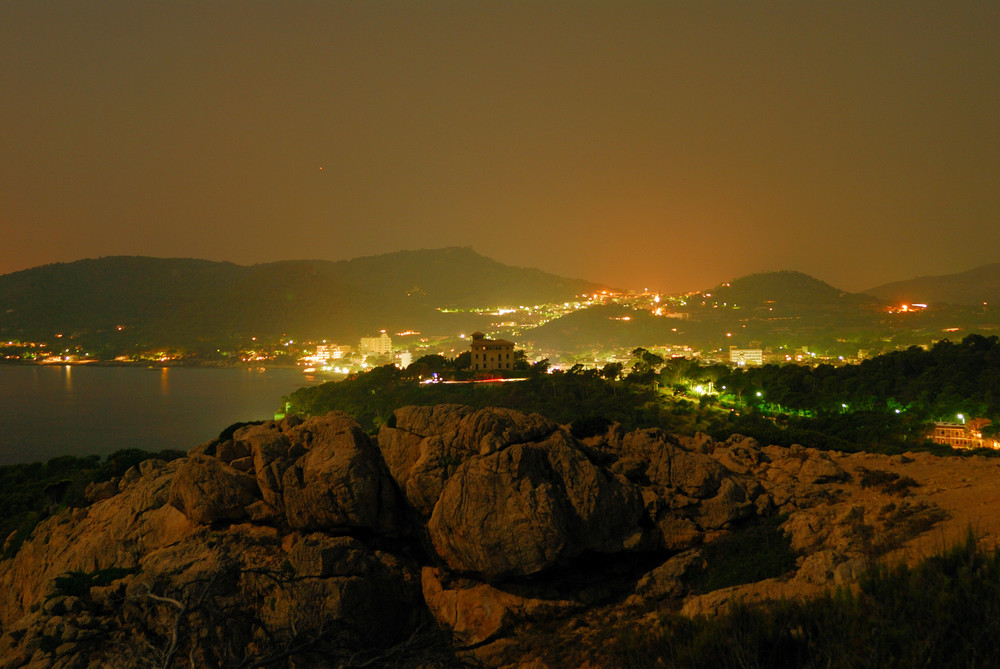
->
[[703, 271, 879, 310], [865, 263, 1000, 306], [524, 270, 887, 355], [0, 248, 607, 347], [4, 253, 997, 357]]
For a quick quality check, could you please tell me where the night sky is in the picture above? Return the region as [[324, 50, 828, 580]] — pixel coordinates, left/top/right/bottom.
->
[[2, 1, 998, 294]]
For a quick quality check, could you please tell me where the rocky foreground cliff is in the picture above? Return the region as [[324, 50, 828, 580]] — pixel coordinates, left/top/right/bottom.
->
[[2, 405, 998, 668]]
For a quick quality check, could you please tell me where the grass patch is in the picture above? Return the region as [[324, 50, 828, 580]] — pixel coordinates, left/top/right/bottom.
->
[[687, 515, 798, 594], [856, 466, 919, 495], [599, 530, 1000, 669]]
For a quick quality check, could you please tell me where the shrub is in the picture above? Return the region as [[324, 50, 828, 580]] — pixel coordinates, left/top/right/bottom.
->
[[50, 566, 140, 600], [687, 515, 798, 594], [570, 415, 613, 439], [601, 531, 1000, 669]]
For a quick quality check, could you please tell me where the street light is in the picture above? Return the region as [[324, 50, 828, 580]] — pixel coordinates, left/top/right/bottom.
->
[[958, 413, 966, 424]]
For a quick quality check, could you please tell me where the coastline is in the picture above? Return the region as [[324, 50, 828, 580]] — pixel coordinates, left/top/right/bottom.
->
[[0, 358, 302, 370], [0, 364, 323, 467]]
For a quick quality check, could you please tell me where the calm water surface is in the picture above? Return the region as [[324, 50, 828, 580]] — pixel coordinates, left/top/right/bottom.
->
[[0, 365, 323, 465]]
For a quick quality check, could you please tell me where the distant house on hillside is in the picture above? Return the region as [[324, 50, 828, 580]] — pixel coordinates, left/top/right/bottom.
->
[[469, 331, 515, 371], [928, 419, 999, 450]]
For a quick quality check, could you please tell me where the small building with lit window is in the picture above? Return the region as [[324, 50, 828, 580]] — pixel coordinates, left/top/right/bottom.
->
[[469, 331, 515, 371], [928, 419, 999, 450]]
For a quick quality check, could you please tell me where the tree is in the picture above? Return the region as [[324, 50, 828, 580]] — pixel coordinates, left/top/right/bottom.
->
[[600, 362, 623, 381], [412, 354, 449, 371], [453, 351, 471, 369]]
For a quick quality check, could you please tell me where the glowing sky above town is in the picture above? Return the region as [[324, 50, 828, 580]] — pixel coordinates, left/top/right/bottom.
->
[[2, 1, 998, 294]]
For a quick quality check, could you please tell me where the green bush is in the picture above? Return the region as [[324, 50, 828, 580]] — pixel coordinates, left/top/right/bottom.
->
[[283, 367, 677, 434], [0, 449, 185, 559]]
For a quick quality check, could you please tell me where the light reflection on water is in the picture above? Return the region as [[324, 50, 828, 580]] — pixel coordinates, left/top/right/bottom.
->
[[0, 365, 323, 466]]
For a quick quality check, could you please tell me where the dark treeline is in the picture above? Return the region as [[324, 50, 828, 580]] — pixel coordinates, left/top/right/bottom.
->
[[714, 335, 1000, 426], [285, 337, 1000, 456], [284, 362, 683, 436], [0, 448, 184, 559]]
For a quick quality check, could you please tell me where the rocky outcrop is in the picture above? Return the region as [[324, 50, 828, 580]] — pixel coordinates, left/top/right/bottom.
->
[[427, 430, 645, 579], [168, 455, 259, 525], [280, 422, 398, 534], [0, 405, 964, 668], [422, 567, 578, 646], [378, 405, 560, 519], [380, 406, 647, 578]]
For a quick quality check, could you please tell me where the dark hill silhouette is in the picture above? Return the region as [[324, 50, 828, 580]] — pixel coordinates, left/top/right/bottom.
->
[[524, 304, 680, 354], [702, 271, 880, 311], [525, 272, 888, 355], [0, 249, 606, 348], [866, 263, 1000, 307]]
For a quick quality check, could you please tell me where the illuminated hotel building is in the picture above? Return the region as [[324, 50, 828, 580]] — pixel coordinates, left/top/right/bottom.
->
[[730, 346, 764, 366], [470, 331, 515, 371], [928, 420, 999, 450], [359, 331, 392, 355]]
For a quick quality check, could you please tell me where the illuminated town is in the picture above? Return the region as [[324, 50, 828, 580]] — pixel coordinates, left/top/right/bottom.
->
[[4, 283, 993, 377]]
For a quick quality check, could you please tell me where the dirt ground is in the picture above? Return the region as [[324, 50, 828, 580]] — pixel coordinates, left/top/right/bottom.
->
[[833, 450, 1000, 561]]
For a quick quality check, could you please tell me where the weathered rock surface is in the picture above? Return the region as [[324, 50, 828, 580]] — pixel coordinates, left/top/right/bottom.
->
[[0, 405, 982, 668], [427, 430, 645, 579], [281, 419, 398, 533], [378, 405, 560, 519], [422, 567, 578, 646], [168, 455, 259, 525]]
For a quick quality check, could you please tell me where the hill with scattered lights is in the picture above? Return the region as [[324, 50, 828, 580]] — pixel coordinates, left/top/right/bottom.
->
[[866, 262, 1000, 307], [0, 248, 607, 351], [524, 269, 1000, 357]]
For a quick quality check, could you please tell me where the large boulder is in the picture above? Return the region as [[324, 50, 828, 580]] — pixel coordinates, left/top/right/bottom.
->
[[235, 422, 295, 509], [446, 407, 558, 456], [616, 428, 728, 497], [390, 404, 475, 436], [427, 430, 644, 580], [421, 567, 577, 646], [379, 406, 560, 518], [281, 416, 399, 534], [169, 455, 260, 525], [696, 477, 758, 530], [378, 426, 479, 518]]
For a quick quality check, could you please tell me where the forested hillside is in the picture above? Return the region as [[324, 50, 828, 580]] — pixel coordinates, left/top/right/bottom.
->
[[0, 249, 604, 350]]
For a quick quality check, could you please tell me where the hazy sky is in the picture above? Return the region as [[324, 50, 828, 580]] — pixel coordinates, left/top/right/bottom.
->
[[2, 1, 998, 293]]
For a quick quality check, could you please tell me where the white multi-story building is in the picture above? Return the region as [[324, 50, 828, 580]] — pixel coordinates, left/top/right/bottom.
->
[[359, 331, 392, 355], [730, 346, 764, 366], [302, 344, 350, 366]]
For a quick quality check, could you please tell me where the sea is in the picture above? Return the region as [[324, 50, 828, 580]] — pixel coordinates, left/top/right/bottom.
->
[[0, 365, 324, 466]]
